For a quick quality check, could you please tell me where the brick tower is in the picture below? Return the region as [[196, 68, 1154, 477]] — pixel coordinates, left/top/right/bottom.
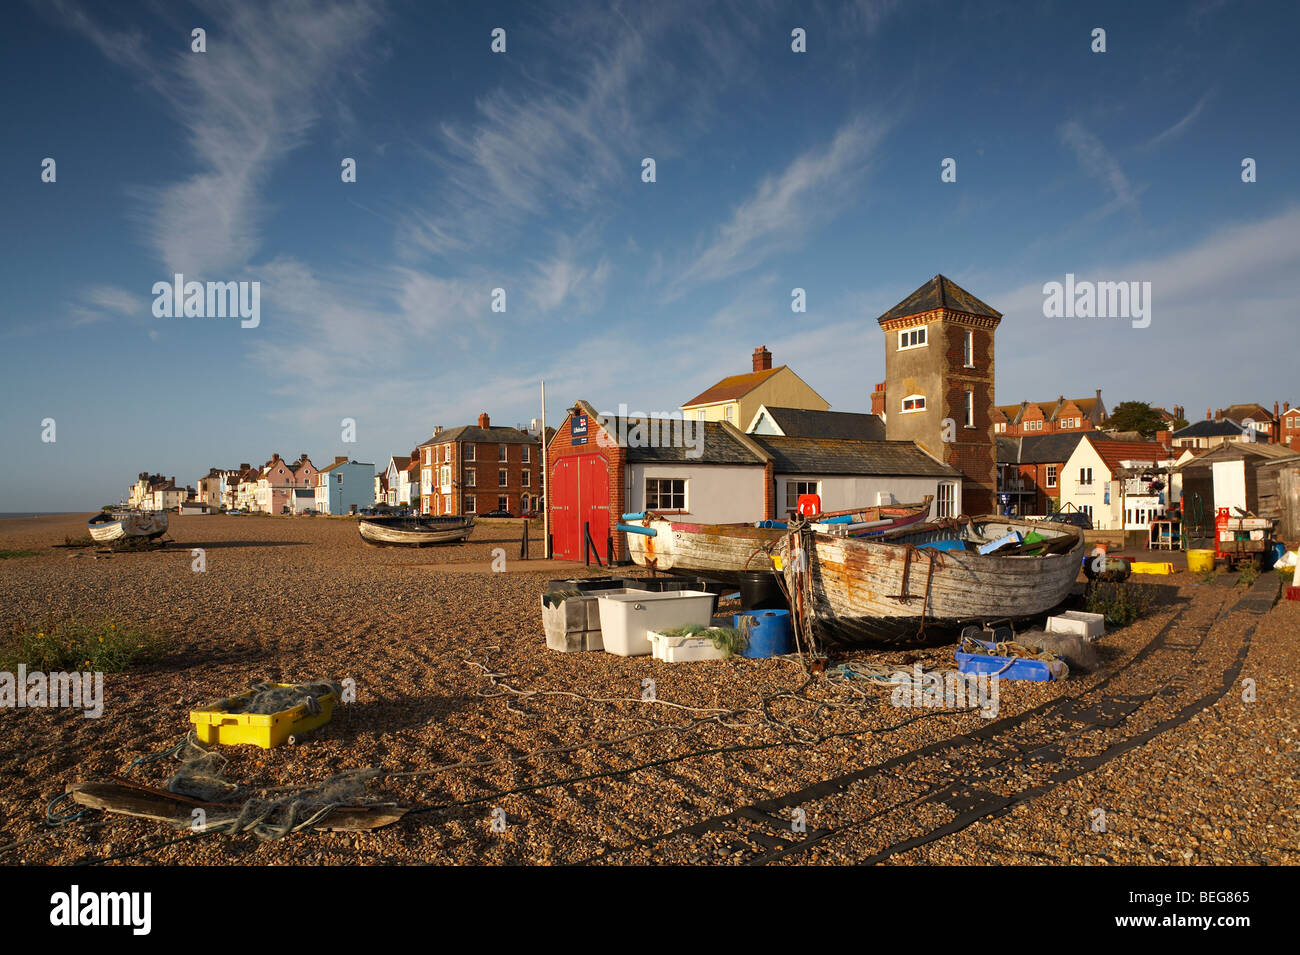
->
[[876, 275, 1000, 514]]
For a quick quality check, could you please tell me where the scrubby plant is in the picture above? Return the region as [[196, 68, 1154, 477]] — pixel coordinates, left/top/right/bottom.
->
[[1085, 581, 1156, 628], [1, 617, 167, 672]]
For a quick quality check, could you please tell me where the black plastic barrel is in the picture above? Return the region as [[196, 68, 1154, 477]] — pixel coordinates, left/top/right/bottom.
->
[[737, 570, 787, 611]]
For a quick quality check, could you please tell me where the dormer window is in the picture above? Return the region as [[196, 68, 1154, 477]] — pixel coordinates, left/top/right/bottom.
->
[[901, 394, 926, 413], [898, 327, 927, 350]]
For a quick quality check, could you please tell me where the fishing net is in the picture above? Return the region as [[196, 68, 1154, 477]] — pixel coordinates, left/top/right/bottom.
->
[[158, 680, 389, 840]]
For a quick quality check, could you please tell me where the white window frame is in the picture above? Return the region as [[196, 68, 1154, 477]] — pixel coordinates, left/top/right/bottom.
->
[[936, 482, 955, 518], [1046, 465, 1057, 488], [498, 468, 507, 488], [963, 329, 973, 367], [464, 444, 475, 462], [498, 444, 508, 462], [785, 480, 820, 511], [897, 326, 927, 351], [646, 477, 687, 511], [465, 467, 476, 487], [465, 495, 475, 513], [964, 389, 974, 428], [1079, 467, 1093, 486], [521, 470, 530, 487], [498, 495, 509, 512], [901, 394, 926, 413], [521, 445, 530, 463]]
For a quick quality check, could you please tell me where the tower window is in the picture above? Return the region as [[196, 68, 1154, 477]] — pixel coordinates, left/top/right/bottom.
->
[[963, 329, 974, 367], [964, 389, 974, 427], [901, 394, 926, 413], [898, 327, 927, 350]]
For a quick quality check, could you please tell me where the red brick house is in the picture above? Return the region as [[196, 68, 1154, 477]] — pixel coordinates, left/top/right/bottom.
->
[[1280, 403, 1299, 450], [993, 392, 1108, 436], [1214, 402, 1281, 443], [416, 413, 541, 517]]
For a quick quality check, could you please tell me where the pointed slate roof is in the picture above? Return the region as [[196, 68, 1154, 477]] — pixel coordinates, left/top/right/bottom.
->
[[876, 274, 1001, 324]]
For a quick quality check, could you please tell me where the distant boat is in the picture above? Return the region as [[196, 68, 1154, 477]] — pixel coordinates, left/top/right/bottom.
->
[[357, 515, 475, 546], [87, 511, 169, 543], [624, 497, 933, 584], [780, 516, 1085, 647]]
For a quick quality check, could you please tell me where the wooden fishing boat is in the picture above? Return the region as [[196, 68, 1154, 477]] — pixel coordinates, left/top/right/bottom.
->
[[357, 515, 474, 546], [624, 498, 933, 585], [779, 516, 1085, 647], [87, 510, 169, 543]]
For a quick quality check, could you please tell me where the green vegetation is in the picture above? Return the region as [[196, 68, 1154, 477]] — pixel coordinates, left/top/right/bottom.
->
[[1238, 563, 1260, 586], [1085, 581, 1157, 627], [1, 617, 167, 672], [659, 623, 748, 658], [1106, 400, 1165, 437], [0, 549, 39, 559]]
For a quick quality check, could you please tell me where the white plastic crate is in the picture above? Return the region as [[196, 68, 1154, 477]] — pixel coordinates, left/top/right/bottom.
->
[[1046, 610, 1105, 641], [648, 630, 729, 663], [596, 590, 716, 657]]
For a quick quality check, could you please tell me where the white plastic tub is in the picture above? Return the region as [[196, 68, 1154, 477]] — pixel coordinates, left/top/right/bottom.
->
[[648, 630, 730, 663], [1046, 610, 1105, 641], [596, 590, 716, 657]]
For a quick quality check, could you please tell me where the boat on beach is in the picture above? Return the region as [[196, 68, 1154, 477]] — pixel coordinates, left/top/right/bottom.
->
[[623, 498, 933, 584], [87, 510, 169, 543], [778, 515, 1085, 647], [357, 515, 475, 546]]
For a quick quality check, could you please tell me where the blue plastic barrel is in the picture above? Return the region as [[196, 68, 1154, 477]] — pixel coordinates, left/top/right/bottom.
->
[[1271, 541, 1286, 568], [736, 610, 793, 658]]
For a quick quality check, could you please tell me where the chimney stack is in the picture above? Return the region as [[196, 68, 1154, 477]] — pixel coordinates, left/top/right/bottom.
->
[[871, 381, 886, 417], [478, 412, 491, 429], [1206, 408, 1211, 420], [1286, 401, 1291, 413], [1275, 401, 1280, 419], [752, 345, 772, 372], [334, 455, 347, 465]]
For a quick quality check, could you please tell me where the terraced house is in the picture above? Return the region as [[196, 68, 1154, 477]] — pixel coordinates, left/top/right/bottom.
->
[[416, 413, 541, 517], [993, 391, 1107, 436]]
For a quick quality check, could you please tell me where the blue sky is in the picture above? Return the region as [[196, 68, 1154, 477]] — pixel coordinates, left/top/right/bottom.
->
[[2, 0, 1297, 510]]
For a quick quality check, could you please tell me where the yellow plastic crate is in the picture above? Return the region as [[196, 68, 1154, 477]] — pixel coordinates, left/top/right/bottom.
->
[[189, 683, 337, 749], [1130, 561, 1174, 575]]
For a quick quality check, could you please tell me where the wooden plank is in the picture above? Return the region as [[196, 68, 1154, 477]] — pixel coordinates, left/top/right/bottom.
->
[[66, 780, 408, 832]]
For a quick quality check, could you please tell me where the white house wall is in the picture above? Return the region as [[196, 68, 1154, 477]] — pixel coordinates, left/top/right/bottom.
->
[[775, 474, 957, 520], [625, 464, 765, 523]]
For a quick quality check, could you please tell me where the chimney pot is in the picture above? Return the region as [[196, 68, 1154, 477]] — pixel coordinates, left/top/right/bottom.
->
[[479, 412, 491, 429], [752, 345, 772, 372]]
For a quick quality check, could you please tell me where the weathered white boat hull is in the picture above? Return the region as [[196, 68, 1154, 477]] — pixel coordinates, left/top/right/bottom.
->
[[781, 518, 1085, 646], [626, 501, 932, 584], [357, 517, 474, 546], [87, 512, 169, 543]]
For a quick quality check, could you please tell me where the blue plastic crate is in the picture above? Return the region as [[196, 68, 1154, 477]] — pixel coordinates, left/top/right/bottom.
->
[[955, 649, 1060, 681]]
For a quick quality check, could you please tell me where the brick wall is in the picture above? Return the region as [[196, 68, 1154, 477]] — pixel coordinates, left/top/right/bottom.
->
[[546, 411, 627, 560], [942, 320, 997, 514]]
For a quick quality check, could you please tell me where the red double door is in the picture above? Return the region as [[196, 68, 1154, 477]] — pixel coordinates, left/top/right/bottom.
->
[[551, 454, 611, 562]]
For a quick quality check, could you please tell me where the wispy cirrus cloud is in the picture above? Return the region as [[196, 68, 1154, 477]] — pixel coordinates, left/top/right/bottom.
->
[[668, 115, 888, 296], [1142, 91, 1213, 151], [1058, 119, 1139, 212], [52, 0, 384, 277]]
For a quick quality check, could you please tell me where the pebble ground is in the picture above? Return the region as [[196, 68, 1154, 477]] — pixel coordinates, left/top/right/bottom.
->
[[0, 513, 1293, 865]]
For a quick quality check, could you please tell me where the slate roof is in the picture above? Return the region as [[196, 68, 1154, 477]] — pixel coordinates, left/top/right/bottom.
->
[[754, 436, 958, 477], [876, 274, 1001, 324], [997, 432, 1097, 465], [597, 417, 766, 465], [1173, 419, 1244, 439], [681, 366, 785, 408], [418, 426, 539, 446], [1217, 403, 1272, 422], [757, 406, 885, 441]]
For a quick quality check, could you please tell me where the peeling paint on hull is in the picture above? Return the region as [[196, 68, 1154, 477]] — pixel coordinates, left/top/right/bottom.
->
[[781, 519, 1086, 646]]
